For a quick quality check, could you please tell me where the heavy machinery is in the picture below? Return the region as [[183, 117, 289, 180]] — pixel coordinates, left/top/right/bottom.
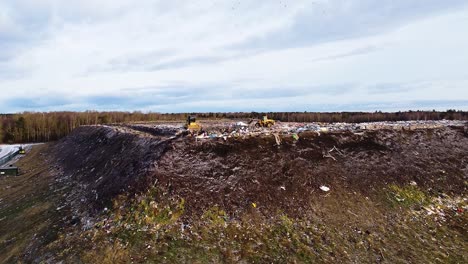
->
[[18, 146, 25, 154], [254, 115, 275, 128], [185, 115, 202, 131]]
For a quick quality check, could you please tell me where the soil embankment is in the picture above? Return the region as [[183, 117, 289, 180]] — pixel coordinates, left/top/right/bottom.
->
[[1, 123, 467, 263], [155, 127, 467, 217], [48, 125, 468, 219]]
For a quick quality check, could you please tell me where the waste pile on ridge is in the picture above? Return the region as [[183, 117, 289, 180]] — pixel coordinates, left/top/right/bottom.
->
[[153, 124, 468, 216], [127, 119, 466, 142], [48, 121, 468, 219], [2, 120, 467, 263]]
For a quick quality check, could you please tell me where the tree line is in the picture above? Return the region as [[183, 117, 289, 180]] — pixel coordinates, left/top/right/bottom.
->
[[1, 110, 467, 143]]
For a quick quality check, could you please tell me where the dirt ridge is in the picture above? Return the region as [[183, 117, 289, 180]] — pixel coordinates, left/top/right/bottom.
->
[[51, 125, 468, 219]]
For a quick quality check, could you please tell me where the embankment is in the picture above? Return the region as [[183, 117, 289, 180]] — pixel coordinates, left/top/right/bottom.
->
[[1, 124, 467, 263]]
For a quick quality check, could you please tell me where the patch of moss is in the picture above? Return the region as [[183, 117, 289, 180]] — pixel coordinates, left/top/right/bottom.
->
[[387, 184, 428, 208]]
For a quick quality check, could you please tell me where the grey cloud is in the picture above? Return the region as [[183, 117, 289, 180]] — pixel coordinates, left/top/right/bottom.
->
[[92, 45, 377, 74], [0, 62, 30, 80], [0, 2, 53, 71], [90, 49, 176, 73], [366, 83, 411, 94], [231, 0, 468, 52], [2, 85, 468, 113], [113, 82, 354, 107], [90, 52, 248, 74], [307, 46, 379, 63], [4, 95, 72, 110], [147, 56, 227, 71]]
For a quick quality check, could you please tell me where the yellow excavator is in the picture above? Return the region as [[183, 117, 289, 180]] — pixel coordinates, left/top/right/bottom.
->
[[254, 115, 275, 128], [185, 115, 202, 131]]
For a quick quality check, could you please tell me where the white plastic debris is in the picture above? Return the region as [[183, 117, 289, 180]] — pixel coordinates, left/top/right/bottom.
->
[[280, 186, 286, 191], [320, 186, 330, 192]]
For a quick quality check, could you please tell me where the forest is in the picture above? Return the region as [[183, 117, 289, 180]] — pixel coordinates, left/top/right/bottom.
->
[[1, 110, 467, 143]]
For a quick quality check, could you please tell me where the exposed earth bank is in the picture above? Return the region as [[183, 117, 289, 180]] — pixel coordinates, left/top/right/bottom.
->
[[1, 123, 467, 263]]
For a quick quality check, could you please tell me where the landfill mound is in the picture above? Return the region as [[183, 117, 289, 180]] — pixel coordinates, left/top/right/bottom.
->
[[2, 122, 467, 263], [155, 127, 467, 217], [50, 125, 175, 215], [50, 123, 467, 218]]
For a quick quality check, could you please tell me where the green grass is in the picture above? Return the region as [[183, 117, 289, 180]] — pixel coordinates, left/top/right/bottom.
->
[[3, 161, 466, 264], [387, 184, 428, 208], [61, 185, 465, 263]]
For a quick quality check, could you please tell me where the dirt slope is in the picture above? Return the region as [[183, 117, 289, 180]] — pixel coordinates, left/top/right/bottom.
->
[[1, 124, 467, 263], [154, 127, 467, 217], [49, 125, 175, 214]]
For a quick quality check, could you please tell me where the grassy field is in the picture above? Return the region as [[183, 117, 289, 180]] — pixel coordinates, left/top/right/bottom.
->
[[0, 145, 63, 263], [49, 184, 467, 263]]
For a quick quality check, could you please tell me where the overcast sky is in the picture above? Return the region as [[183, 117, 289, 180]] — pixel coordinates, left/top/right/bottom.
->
[[1, 0, 468, 113]]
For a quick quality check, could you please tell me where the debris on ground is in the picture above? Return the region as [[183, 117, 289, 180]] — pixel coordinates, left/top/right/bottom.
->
[[1, 120, 467, 263], [122, 120, 466, 144], [292, 133, 299, 141]]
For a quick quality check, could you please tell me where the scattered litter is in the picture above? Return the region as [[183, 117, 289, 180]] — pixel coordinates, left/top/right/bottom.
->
[[320, 186, 330, 192], [329, 146, 345, 156], [320, 127, 329, 133], [417, 196, 467, 222], [236, 121, 248, 127], [323, 153, 336, 161], [292, 133, 299, 141], [410, 181, 417, 186], [280, 186, 286, 191], [274, 133, 281, 146], [252, 203, 257, 208], [124, 120, 465, 146]]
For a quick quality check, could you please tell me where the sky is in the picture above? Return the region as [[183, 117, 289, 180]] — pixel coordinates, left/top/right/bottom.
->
[[0, 0, 468, 113]]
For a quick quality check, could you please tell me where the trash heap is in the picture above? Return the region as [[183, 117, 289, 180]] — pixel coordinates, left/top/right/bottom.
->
[[115, 124, 186, 137], [176, 120, 466, 142]]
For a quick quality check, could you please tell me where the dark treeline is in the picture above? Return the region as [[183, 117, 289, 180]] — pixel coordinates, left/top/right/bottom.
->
[[200, 110, 468, 123], [1, 110, 467, 143]]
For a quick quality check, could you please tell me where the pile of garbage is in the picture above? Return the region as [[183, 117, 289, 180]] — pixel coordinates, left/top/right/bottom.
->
[[111, 124, 185, 138], [280, 120, 466, 133], [126, 120, 466, 142]]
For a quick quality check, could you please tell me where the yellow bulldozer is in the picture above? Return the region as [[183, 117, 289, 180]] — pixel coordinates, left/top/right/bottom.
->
[[254, 115, 275, 128], [185, 115, 202, 131], [18, 146, 26, 154]]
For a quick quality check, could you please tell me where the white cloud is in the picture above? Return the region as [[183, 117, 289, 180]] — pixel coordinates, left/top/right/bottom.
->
[[0, 0, 467, 112]]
